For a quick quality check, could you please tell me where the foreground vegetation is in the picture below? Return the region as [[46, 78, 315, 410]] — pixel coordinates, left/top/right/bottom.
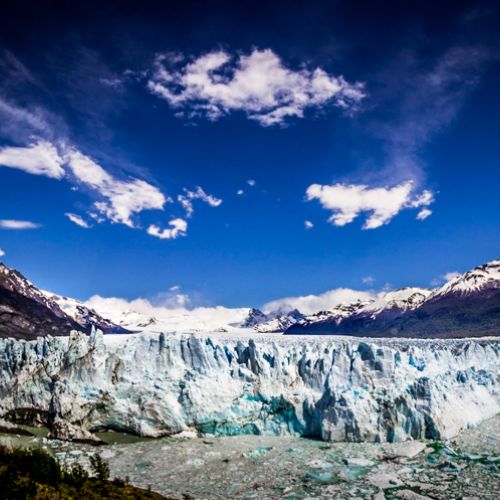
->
[[0, 445, 165, 499]]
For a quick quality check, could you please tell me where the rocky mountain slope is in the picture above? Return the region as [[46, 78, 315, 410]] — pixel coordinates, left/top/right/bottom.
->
[[0, 263, 82, 339], [0, 262, 125, 339], [43, 292, 128, 334], [286, 260, 500, 338]]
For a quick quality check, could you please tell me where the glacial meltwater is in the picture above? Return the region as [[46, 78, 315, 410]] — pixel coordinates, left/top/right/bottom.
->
[[1, 414, 499, 499]]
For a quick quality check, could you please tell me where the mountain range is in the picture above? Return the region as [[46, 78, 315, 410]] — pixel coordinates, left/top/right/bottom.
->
[[0, 259, 499, 339], [0, 263, 126, 339]]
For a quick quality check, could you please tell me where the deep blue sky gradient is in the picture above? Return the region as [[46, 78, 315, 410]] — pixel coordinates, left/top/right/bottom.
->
[[0, 0, 499, 306]]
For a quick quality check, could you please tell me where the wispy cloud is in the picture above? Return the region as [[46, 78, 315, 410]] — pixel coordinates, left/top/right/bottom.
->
[[0, 73, 220, 241], [309, 45, 494, 230], [0, 219, 41, 229], [0, 248, 5, 257], [0, 97, 54, 142], [373, 45, 493, 185], [147, 218, 188, 239], [306, 181, 434, 229], [177, 186, 222, 218], [65, 212, 91, 228], [147, 48, 365, 126], [416, 208, 432, 220], [263, 288, 375, 315], [0, 140, 65, 179], [431, 270, 461, 286], [304, 220, 314, 229], [65, 149, 168, 228]]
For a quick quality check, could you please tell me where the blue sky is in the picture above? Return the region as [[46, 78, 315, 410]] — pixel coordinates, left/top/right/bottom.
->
[[0, 0, 499, 309]]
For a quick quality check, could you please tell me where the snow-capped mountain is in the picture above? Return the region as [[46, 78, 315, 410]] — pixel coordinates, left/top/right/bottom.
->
[[43, 292, 128, 333], [0, 262, 81, 339], [253, 309, 306, 333], [85, 295, 256, 333], [287, 260, 500, 337], [362, 287, 431, 317], [429, 259, 500, 299], [1, 258, 499, 339], [239, 308, 268, 328]]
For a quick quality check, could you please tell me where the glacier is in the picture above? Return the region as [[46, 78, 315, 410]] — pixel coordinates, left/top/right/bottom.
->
[[0, 329, 498, 443]]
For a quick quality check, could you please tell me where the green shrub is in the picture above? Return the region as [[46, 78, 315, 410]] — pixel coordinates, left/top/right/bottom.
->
[[90, 452, 110, 480], [0, 444, 165, 499]]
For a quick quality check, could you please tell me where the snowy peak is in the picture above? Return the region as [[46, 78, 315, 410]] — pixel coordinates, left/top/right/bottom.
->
[[364, 287, 432, 318], [1, 257, 499, 339], [286, 259, 500, 337], [254, 309, 306, 333], [0, 262, 68, 318], [85, 297, 255, 333], [379, 287, 431, 307], [0, 262, 82, 339], [304, 300, 371, 325], [431, 259, 500, 299], [44, 292, 127, 333], [239, 308, 268, 328], [293, 289, 430, 329]]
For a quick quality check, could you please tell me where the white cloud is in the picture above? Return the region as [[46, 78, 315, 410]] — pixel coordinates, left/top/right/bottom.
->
[[0, 98, 52, 142], [147, 218, 188, 239], [65, 212, 91, 228], [372, 46, 492, 185], [0, 219, 40, 229], [0, 140, 65, 179], [263, 288, 376, 315], [430, 270, 461, 286], [85, 294, 251, 332], [237, 189, 245, 196], [416, 208, 432, 220], [0, 139, 171, 230], [247, 179, 256, 187], [304, 220, 314, 229], [148, 48, 365, 126], [0, 248, 4, 257], [306, 181, 434, 229], [362, 276, 375, 285], [444, 271, 460, 282], [177, 186, 222, 218], [154, 290, 191, 308], [66, 149, 168, 228]]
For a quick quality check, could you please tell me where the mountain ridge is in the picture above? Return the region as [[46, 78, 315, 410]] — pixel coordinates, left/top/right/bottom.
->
[[0, 258, 499, 339], [0, 262, 127, 339], [284, 259, 500, 337]]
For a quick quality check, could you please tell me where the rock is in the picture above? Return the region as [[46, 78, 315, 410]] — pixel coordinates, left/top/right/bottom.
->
[[344, 457, 375, 467], [385, 441, 427, 459], [172, 429, 198, 439], [438, 461, 463, 472], [244, 446, 273, 458], [304, 471, 335, 482], [394, 490, 433, 500], [367, 472, 404, 489], [0, 419, 34, 436], [48, 420, 103, 444]]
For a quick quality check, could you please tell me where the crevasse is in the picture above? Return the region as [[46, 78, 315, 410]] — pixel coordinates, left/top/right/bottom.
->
[[0, 329, 498, 443]]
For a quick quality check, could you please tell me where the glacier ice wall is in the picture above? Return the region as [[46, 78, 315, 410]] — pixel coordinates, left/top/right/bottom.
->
[[0, 330, 499, 442]]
